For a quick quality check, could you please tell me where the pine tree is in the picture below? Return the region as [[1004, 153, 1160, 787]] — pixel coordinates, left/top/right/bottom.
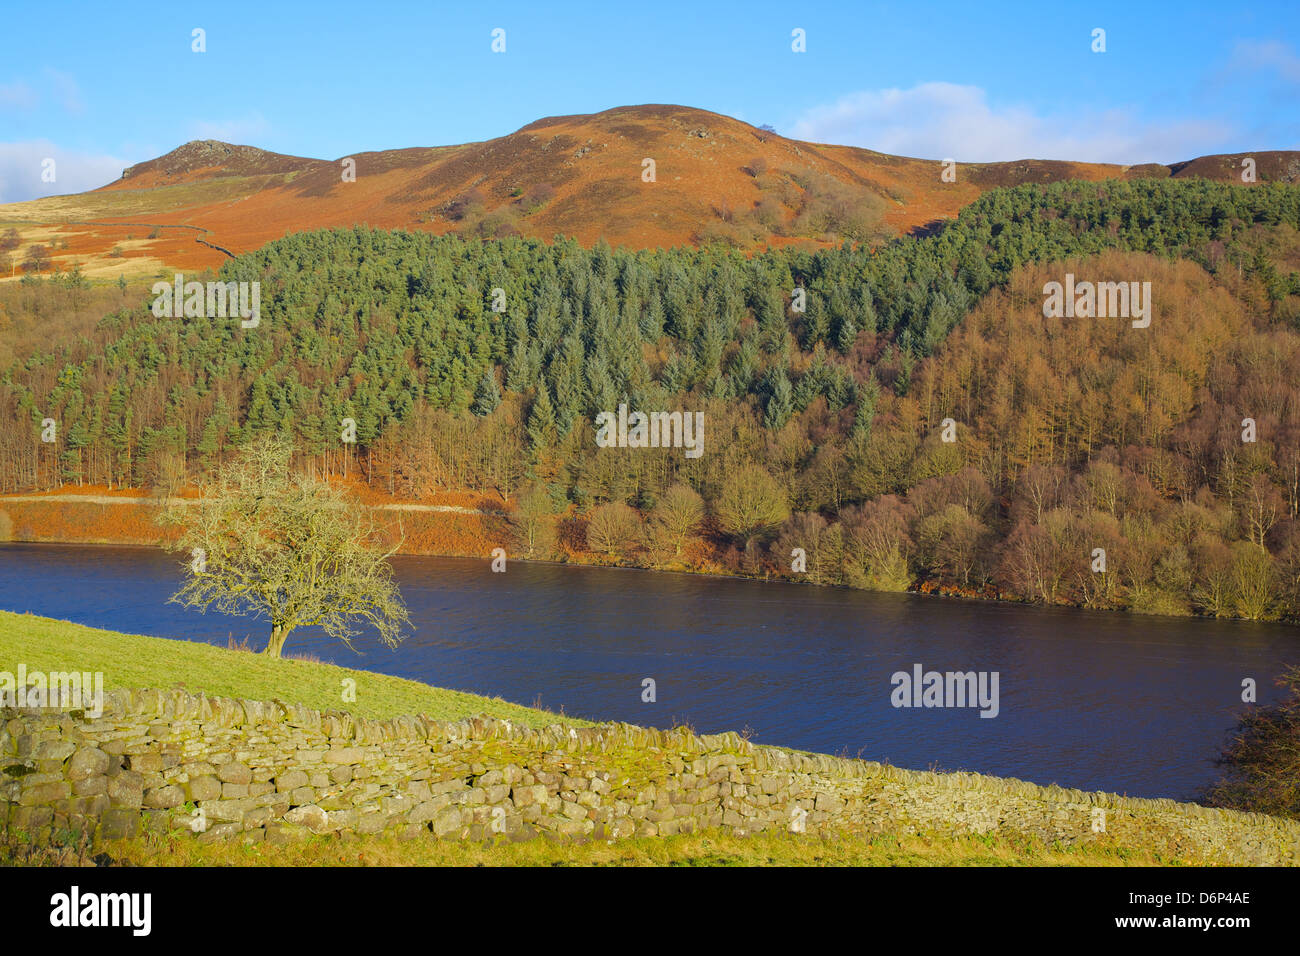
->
[[834, 312, 857, 353], [472, 369, 502, 416], [762, 367, 794, 430], [526, 386, 556, 451]]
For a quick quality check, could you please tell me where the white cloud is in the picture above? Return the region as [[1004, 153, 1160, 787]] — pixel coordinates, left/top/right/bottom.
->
[[0, 81, 38, 111], [0, 70, 85, 113], [43, 68, 85, 114], [0, 141, 128, 203], [790, 82, 1231, 165], [189, 112, 270, 143], [1228, 40, 1300, 84]]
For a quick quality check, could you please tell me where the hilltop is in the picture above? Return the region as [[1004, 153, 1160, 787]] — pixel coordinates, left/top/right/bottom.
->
[[111, 140, 326, 187], [1, 104, 1297, 277]]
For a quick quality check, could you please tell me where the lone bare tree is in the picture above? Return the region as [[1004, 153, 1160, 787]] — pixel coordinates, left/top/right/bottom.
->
[[167, 435, 410, 658]]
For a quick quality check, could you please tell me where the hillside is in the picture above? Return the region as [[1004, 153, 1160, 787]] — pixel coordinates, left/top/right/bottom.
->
[[1, 104, 1297, 278], [0, 609, 586, 725], [2, 178, 1300, 625]]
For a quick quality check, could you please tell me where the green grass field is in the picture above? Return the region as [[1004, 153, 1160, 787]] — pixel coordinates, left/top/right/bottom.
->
[[0, 609, 592, 726], [11, 827, 1185, 868]]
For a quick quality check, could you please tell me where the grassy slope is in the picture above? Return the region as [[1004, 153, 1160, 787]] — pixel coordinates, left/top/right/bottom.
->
[[72, 829, 1182, 867], [0, 609, 1206, 866], [0, 610, 592, 727]]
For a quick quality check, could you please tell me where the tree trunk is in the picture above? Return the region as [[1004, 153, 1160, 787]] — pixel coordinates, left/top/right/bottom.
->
[[265, 624, 289, 658]]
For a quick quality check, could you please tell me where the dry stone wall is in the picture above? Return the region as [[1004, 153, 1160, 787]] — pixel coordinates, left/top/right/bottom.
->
[[3, 688, 1298, 864]]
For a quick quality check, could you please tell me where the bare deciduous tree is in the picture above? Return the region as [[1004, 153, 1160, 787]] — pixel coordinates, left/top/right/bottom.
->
[[715, 464, 789, 547], [649, 483, 704, 557], [166, 435, 410, 658], [508, 484, 557, 559], [23, 244, 50, 273], [1239, 473, 1284, 551], [586, 501, 641, 557]]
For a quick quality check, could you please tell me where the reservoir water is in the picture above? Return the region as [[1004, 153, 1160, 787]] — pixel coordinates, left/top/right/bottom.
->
[[1, 541, 1296, 801]]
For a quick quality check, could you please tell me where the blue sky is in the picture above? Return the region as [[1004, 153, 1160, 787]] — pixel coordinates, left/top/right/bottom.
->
[[2, 0, 1298, 201]]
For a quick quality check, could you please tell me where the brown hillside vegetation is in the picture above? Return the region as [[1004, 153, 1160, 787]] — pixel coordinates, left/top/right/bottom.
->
[[0, 483, 508, 559], [829, 251, 1300, 615], [911, 253, 1243, 469], [1, 105, 1295, 278]]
